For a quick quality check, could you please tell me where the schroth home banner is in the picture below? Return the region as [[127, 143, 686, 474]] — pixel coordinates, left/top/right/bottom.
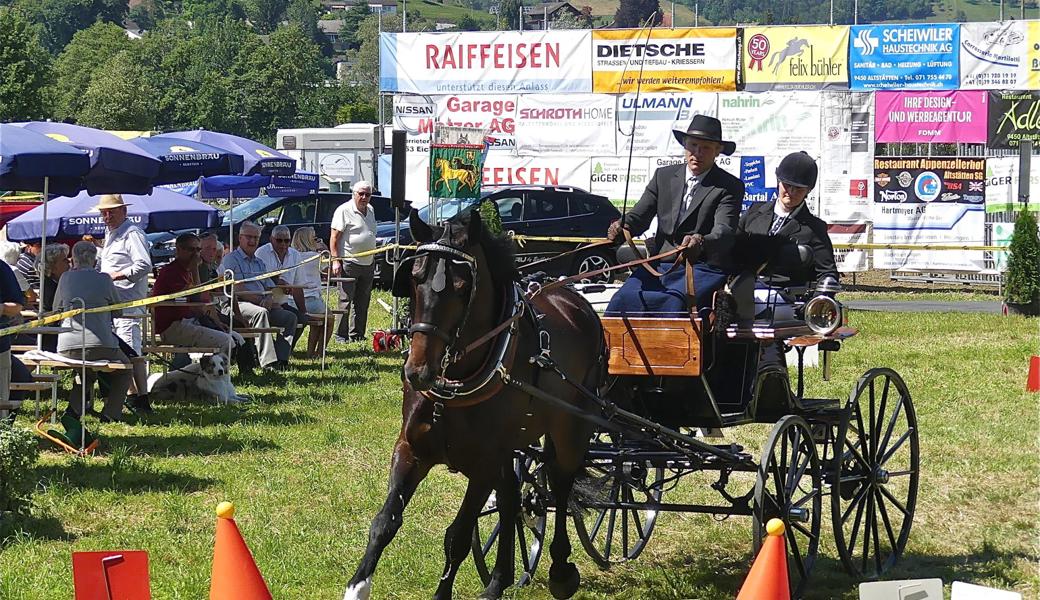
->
[[740, 25, 850, 91], [874, 91, 988, 143]]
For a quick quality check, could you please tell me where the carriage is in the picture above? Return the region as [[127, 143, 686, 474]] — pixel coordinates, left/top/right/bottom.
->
[[466, 275, 920, 598]]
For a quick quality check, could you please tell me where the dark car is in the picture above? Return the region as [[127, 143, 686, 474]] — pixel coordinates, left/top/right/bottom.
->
[[372, 185, 621, 288], [148, 192, 408, 267]]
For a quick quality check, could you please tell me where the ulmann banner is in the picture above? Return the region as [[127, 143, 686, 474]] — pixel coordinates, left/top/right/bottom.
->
[[988, 90, 1040, 150], [591, 28, 737, 93], [874, 91, 988, 143], [379, 31, 592, 94], [849, 24, 959, 90], [740, 25, 849, 91]]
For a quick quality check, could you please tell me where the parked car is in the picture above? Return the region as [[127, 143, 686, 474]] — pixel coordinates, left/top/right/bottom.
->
[[148, 192, 409, 267], [372, 185, 621, 288]]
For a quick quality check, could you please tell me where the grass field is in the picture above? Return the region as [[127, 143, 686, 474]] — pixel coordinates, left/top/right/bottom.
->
[[1, 292, 1037, 599]]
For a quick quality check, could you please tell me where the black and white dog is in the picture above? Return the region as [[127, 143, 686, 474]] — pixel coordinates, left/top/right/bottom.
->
[[147, 354, 247, 404]]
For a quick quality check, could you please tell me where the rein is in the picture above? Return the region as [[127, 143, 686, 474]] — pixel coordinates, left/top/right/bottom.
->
[[529, 238, 692, 299]]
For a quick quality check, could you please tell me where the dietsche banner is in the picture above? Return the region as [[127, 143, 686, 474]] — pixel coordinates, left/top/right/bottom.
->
[[740, 25, 849, 91], [591, 28, 737, 93], [959, 21, 1032, 89], [514, 94, 616, 155], [872, 156, 986, 271], [379, 31, 591, 94], [849, 24, 959, 90], [874, 91, 988, 143], [615, 93, 718, 156], [717, 92, 822, 156], [987, 90, 1040, 150]]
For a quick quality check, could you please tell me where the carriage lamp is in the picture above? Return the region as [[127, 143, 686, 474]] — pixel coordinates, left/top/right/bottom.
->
[[804, 295, 843, 335]]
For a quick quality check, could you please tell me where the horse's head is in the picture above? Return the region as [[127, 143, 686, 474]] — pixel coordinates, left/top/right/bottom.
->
[[399, 208, 490, 392]]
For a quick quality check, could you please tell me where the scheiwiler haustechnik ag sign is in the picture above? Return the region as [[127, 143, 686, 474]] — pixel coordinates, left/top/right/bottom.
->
[[988, 90, 1040, 150]]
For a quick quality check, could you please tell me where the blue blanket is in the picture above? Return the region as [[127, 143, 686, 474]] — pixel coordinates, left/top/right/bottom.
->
[[605, 262, 727, 317]]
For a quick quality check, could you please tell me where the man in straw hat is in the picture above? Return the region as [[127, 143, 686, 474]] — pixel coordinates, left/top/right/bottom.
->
[[605, 114, 744, 314], [96, 193, 153, 414]]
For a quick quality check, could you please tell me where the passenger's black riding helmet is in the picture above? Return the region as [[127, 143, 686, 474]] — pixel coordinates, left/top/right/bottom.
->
[[775, 151, 818, 191]]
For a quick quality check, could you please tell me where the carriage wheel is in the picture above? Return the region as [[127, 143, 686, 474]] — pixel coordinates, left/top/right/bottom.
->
[[572, 433, 665, 569], [754, 415, 822, 599], [832, 368, 919, 579], [471, 450, 548, 589]]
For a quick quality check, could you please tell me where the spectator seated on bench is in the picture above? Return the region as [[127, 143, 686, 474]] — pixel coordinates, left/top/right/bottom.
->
[[290, 227, 333, 357], [53, 241, 132, 423]]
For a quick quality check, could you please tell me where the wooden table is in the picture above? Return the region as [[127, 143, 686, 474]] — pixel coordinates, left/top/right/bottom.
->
[[19, 326, 74, 335], [150, 301, 210, 308]]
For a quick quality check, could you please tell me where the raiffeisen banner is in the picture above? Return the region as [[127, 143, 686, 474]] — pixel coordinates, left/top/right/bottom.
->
[[874, 91, 989, 143], [591, 28, 737, 93], [960, 21, 1032, 89], [379, 31, 591, 94], [740, 25, 849, 91], [849, 24, 959, 90]]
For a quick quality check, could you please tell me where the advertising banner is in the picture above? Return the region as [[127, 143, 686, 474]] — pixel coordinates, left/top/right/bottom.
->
[[615, 93, 718, 156], [987, 90, 1040, 150], [820, 92, 873, 223], [1031, 21, 1040, 89], [874, 91, 989, 143], [828, 222, 869, 272], [379, 31, 592, 94], [591, 28, 737, 93], [741, 25, 849, 91], [959, 21, 1032, 89], [378, 152, 436, 206], [589, 156, 652, 207], [514, 94, 616, 155], [717, 92, 822, 157], [872, 156, 986, 270], [392, 95, 434, 153], [482, 154, 590, 189], [985, 156, 1040, 213], [435, 95, 517, 152], [849, 24, 959, 90]]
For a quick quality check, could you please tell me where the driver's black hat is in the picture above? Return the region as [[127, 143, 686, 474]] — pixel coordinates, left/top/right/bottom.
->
[[672, 115, 736, 156]]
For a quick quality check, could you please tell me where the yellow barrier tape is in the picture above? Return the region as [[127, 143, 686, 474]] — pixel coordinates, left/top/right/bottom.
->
[[327, 244, 415, 262], [833, 243, 1004, 251]]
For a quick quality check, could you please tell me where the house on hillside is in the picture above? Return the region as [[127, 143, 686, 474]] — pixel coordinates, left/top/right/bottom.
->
[[522, 1, 590, 29], [318, 19, 346, 52], [321, 0, 397, 12]]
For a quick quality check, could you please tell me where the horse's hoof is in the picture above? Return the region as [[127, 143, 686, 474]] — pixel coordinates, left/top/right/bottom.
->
[[548, 563, 580, 600], [343, 577, 372, 600]]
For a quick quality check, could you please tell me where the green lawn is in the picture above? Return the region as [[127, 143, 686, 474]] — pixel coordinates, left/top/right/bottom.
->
[[1, 294, 1037, 599]]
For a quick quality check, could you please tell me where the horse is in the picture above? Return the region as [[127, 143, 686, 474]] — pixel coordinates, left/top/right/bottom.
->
[[343, 209, 605, 600], [432, 157, 478, 194]]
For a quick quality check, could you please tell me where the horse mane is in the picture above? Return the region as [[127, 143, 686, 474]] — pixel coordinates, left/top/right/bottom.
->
[[451, 209, 518, 289]]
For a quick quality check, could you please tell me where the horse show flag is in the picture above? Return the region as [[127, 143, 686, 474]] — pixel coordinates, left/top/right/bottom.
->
[[849, 24, 959, 90], [429, 144, 483, 199], [615, 92, 718, 156], [718, 92, 822, 157], [740, 25, 849, 91], [514, 94, 617, 155], [959, 21, 1033, 89], [874, 91, 988, 143], [379, 31, 591, 94], [987, 90, 1040, 150], [591, 28, 737, 93]]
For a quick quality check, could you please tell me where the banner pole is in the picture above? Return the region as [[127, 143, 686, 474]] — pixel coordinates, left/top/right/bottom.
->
[[224, 269, 235, 397], [73, 297, 85, 453]]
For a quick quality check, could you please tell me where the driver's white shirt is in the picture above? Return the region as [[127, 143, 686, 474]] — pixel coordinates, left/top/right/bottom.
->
[[331, 199, 377, 266]]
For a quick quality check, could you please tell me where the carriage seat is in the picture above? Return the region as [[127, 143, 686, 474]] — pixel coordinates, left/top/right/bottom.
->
[[602, 314, 704, 377]]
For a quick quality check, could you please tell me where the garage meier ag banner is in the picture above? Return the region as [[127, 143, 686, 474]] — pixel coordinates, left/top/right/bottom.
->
[[849, 24, 959, 90], [379, 31, 591, 94], [591, 28, 737, 93]]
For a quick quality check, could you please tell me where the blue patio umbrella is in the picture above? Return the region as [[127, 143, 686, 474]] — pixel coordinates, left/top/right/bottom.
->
[[154, 130, 296, 176], [129, 137, 245, 185], [13, 122, 161, 195], [174, 171, 320, 199], [0, 124, 90, 196], [6, 188, 220, 241]]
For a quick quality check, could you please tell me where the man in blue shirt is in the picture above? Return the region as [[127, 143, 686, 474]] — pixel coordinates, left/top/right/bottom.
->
[[219, 221, 298, 370]]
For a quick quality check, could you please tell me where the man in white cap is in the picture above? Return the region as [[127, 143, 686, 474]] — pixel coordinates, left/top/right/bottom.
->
[[96, 193, 153, 414]]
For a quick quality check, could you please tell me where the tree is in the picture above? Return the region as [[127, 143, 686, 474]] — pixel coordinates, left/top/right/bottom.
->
[[0, 9, 52, 121], [48, 22, 134, 122], [179, 0, 247, 22], [615, 0, 662, 27], [128, 0, 166, 30], [285, 0, 329, 54], [499, 0, 521, 29], [78, 51, 158, 130], [551, 8, 591, 28], [1005, 209, 1040, 314], [457, 13, 488, 31], [15, 0, 126, 54], [240, 0, 288, 33]]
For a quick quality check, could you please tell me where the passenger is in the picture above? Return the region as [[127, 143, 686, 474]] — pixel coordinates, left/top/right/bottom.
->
[[37, 244, 71, 352], [605, 115, 744, 315]]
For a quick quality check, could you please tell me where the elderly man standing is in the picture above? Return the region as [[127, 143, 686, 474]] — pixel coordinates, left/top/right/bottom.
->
[[219, 221, 298, 370], [96, 194, 153, 414], [330, 180, 377, 343]]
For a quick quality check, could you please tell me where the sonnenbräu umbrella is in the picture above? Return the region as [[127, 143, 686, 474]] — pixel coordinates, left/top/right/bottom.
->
[[154, 130, 296, 176], [129, 137, 245, 185], [0, 124, 90, 196], [172, 172, 319, 199], [6, 188, 220, 241], [12, 122, 161, 195]]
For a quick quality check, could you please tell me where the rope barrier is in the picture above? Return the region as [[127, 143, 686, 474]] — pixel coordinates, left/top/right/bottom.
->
[[506, 234, 1004, 252]]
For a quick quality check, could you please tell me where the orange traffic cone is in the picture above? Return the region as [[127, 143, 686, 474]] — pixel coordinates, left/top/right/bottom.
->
[[737, 518, 790, 600], [210, 502, 273, 600], [1028, 355, 1040, 393]]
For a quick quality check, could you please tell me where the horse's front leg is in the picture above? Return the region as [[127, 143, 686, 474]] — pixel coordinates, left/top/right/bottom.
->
[[480, 460, 521, 600], [545, 439, 583, 600], [345, 440, 431, 600], [432, 474, 495, 600]]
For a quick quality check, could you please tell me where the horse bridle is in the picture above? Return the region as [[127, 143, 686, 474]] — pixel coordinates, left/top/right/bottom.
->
[[406, 241, 480, 375]]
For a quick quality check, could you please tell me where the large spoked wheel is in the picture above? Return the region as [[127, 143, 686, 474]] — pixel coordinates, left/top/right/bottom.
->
[[832, 368, 919, 579], [572, 433, 666, 569], [472, 450, 549, 588], [754, 415, 823, 599]]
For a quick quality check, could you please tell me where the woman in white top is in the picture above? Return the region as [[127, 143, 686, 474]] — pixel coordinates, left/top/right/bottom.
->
[[291, 227, 333, 357]]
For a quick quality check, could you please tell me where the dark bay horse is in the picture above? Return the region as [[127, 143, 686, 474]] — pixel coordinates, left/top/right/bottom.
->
[[344, 209, 604, 600]]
